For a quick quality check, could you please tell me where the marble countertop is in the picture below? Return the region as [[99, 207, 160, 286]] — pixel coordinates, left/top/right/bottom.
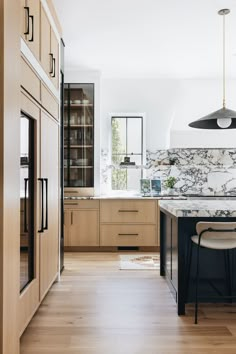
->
[[159, 200, 236, 218], [64, 195, 187, 201]]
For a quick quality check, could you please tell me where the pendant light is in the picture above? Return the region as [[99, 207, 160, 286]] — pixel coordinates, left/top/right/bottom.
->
[[189, 9, 236, 129]]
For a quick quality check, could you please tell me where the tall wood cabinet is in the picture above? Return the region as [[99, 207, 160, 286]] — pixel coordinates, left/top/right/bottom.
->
[[19, 0, 61, 341], [39, 111, 59, 300]]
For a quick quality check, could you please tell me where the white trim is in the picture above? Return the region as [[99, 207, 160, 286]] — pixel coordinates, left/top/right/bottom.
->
[[40, 0, 60, 42], [21, 38, 60, 100]]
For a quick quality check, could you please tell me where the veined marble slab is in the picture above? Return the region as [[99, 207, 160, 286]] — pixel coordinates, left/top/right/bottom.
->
[[159, 200, 236, 218]]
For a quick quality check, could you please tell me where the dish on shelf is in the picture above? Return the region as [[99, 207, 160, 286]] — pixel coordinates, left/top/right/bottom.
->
[[72, 100, 81, 104], [82, 99, 89, 104], [74, 158, 89, 166]]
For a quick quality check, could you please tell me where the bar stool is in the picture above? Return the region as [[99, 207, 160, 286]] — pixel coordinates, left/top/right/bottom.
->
[[190, 221, 236, 324]]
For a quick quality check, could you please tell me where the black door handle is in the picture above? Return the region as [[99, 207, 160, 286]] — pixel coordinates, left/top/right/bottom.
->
[[24, 178, 29, 233], [24, 7, 30, 35], [38, 178, 44, 233], [49, 53, 54, 74], [28, 15, 34, 42], [52, 58, 56, 78], [44, 178, 48, 230]]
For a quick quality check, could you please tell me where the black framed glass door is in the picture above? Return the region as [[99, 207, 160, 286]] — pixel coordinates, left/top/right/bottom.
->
[[20, 113, 35, 292]]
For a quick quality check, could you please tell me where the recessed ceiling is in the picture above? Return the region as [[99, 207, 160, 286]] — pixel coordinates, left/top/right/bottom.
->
[[53, 0, 236, 78]]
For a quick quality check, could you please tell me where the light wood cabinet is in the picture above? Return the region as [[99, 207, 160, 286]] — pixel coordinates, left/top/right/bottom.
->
[[21, 0, 40, 60], [100, 200, 156, 224], [41, 4, 59, 89], [40, 110, 59, 301], [100, 200, 158, 247], [64, 201, 99, 247], [100, 224, 157, 246]]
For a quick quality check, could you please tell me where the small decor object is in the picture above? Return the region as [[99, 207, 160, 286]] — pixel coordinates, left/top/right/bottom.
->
[[120, 156, 135, 166], [151, 179, 161, 196], [140, 179, 151, 196], [164, 176, 176, 194]]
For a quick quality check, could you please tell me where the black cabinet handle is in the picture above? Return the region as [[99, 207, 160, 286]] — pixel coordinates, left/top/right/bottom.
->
[[118, 233, 139, 236], [44, 178, 48, 230], [24, 7, 30, 35], [118, 210, 139, 213], [49, 53, 54, 74], [38, 178, 44, 233], [28, 15, 34, 42], [24, 178, 29, 233], [52, 58, 56, 77]]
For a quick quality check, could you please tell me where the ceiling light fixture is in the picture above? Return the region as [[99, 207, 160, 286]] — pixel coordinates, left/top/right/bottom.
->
[[189, 9, 236, 129]]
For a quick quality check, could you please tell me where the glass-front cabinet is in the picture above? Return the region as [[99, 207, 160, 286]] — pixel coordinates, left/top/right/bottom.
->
[[64, 84, 94, 194]]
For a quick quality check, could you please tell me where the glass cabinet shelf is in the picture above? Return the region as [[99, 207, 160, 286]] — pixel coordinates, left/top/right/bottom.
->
[[64, 83, 94, 189]]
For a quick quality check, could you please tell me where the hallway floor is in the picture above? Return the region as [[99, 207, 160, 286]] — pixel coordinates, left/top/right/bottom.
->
[[20, 252, 236, 354]]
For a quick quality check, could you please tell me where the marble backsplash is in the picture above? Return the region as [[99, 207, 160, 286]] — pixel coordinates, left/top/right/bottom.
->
[[146, 148, 236, 195], [100, 148, 236, 195]]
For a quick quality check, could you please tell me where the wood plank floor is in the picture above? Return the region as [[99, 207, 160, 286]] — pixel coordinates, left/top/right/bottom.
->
[[20, 252, 236, 354]]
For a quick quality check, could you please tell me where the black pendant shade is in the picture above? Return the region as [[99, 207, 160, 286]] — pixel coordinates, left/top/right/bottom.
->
[[189, 107, 236, 129], [189, 9, 236, 130]]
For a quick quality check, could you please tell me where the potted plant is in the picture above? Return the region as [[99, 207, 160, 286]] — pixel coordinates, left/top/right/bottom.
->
[[164, 176, 177, 194]]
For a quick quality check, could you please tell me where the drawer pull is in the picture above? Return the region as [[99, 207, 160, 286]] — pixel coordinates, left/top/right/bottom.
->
[[66, 191, 79, 193], [65, 203, 78, 206], [118, 233, 139, 236], [118, 210, 139, 213]]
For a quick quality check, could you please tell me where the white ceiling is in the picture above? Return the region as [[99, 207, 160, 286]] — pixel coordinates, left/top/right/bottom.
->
[[53, 0, 236, 78]]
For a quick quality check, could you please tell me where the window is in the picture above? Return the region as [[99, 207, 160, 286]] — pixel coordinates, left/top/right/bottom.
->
[[111, 115, 145, 191]]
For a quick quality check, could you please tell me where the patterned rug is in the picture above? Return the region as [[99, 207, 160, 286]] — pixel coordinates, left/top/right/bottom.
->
[[119, 253, 160, 270]]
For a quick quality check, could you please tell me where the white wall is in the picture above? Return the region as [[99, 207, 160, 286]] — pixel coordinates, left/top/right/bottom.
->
[[100, 78, 181, 152], [170, 79, 236, 148]]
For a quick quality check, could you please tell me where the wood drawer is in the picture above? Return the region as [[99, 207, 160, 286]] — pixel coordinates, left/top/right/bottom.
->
[[100, 200, 156, 224], [21, 56, 41, 102], [41, 84, 59, 120], [64, 200, 99, 210], [100, 224, 157, 246]]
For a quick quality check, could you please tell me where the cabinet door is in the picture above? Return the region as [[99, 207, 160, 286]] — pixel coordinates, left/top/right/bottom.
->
[[41, 5, 51, 78], [50, 27, 59, 89], [21, 0, 27, 39], [40, 111, 59, 300], [27, 0, 40, 59], [64, 210, 71, 246], [70, 210, 99, 246]]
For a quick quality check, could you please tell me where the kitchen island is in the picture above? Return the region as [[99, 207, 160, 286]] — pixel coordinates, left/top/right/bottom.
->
[[159, 200, 236, 315]]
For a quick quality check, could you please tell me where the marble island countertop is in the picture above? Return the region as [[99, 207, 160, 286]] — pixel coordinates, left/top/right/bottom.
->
[[159, 200, 236, 218]]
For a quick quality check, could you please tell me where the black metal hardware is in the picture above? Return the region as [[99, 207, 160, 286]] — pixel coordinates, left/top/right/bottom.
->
[[24, 7, 30, 35], [71, 212, 73, 225], [118, 210, 139, 213], [38, 178, 44, 233], [49, 53, 54, 74], [44, 178, 48, 230], [118, 233, 139, 236], [52, 58, 56, 77], [28, 15, 34, 42], [24, 178, 29, 233]]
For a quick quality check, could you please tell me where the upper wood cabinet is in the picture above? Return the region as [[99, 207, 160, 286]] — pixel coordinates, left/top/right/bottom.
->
[[21, 0, 40, 60], [41, 4, 59, 89]]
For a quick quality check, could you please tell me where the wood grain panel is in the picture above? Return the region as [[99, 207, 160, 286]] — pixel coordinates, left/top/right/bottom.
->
[[64, 200, 99, 210], [100, 224, 157, 246], [21, 56, 41, 103], [26, 0, 40, 60], [41, 83, 59, 120], [40, 110, 59, 301], [69, 210, 99, 246], [40, 4, 51, 77], [0, 0, 20, 352], [100, 200, 157, 224]]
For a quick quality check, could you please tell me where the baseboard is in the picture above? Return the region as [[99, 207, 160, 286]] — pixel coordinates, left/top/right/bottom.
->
[[64, 246, 160, 252]]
